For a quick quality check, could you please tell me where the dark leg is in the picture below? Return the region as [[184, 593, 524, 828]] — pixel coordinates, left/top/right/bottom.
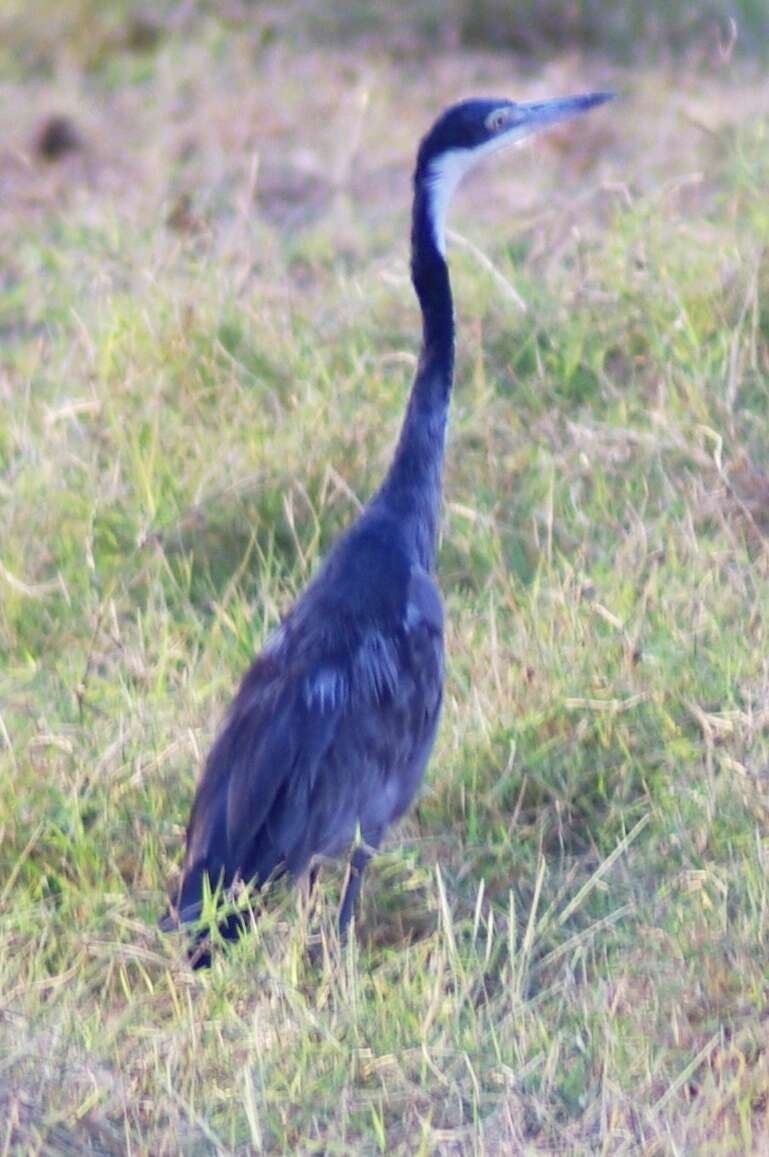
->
[[339, 846, 372, 938], [189, 936, 212, 970], [298, 864, 321, 924]]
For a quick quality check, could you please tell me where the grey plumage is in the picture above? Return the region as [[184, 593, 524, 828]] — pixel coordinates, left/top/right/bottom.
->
[[161, 89, 612, 963]]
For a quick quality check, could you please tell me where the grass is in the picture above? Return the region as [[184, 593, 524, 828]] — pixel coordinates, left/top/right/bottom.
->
[[3, 5, 769, 1153]]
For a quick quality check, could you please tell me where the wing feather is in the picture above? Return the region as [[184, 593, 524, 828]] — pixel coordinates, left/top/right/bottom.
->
[[170, 528, 445, 929]]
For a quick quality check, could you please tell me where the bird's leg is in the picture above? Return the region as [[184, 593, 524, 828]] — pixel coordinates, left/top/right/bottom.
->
[[298, 864, 321, 926], [339, 845, 373, 938]]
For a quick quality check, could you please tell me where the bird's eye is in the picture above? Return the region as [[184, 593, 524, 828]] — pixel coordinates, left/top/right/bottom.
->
[[487, 108, 510, 133]]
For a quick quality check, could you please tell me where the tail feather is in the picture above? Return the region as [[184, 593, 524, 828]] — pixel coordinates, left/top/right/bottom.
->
[[159, 859, 269, 968]]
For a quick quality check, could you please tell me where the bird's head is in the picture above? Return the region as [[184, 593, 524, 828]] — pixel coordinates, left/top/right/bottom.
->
[[415, 92, 613, 255]]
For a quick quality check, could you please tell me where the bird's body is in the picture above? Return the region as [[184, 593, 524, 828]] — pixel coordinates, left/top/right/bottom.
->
[[174, 515, 444, 935], [162, 90, 611, 961]]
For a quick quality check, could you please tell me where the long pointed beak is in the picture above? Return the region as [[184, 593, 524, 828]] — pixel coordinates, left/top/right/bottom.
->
[[514, 90, 614, 133]]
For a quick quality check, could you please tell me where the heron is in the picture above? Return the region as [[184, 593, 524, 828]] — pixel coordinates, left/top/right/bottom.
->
[[161, 90, 612, 965]]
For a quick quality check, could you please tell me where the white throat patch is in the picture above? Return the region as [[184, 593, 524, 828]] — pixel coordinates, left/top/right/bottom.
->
[[425, 131, 528, 256], [424, 149, 476, 257]]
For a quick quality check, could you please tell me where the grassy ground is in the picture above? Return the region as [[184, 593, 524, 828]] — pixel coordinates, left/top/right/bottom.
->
[[3, 5, 769, 1153]]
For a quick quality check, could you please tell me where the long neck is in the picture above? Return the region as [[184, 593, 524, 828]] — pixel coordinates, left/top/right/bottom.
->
[[373, 176, 455, 570]]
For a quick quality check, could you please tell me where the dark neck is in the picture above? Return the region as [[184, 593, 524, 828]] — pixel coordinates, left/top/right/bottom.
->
[[411, 180, 454, 371], [372, 176, 455, 570]]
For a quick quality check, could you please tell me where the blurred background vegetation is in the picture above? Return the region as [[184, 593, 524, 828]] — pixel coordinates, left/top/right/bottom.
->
[[1, 0, 766, 75]]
